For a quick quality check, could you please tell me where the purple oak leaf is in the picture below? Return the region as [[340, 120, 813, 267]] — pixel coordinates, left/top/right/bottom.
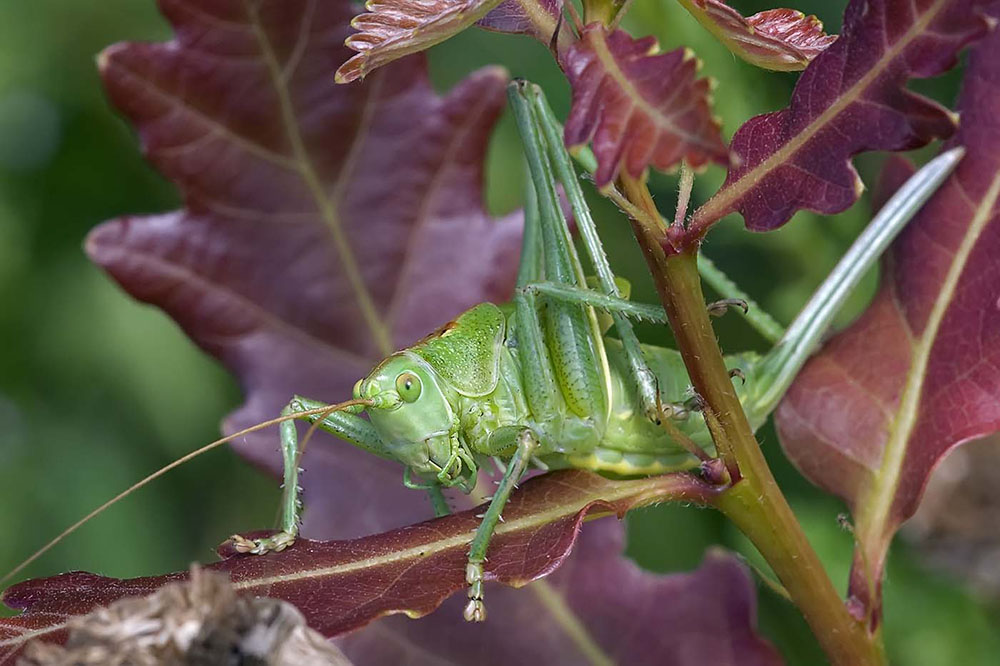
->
[[87, 0, 522, 541], [563, 24, 729, 188], [691, 0, 991, 233], [340, 522, 782, 665], [775, 17, 1000, 626]]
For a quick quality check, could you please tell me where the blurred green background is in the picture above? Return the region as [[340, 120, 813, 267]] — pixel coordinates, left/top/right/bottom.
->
[[0, 1, 996, 663]]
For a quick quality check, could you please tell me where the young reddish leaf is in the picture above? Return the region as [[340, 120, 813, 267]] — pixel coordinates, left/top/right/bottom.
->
[[477, 0, 567, 46], [678, 1, 836, 71], [563, 24, 728, 188], [691, 0, 991, 234], [775, 21, 1000, 624], [2, 471, 774, 665], [336, 0, 573, 82], [335, 0, 506, 83], [86, 0, 522, 540]]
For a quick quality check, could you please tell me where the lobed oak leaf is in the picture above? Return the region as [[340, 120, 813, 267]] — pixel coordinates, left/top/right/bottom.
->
[[335, 0, 507, 83], [678, 0, 836, 71], [2, 472, 780, 665], [775, 16, 1000, 627], [691, 0, 992, 234], [87, 0, 522, 542], [339, 524, 782, 665], [563, 24, 728, 189]]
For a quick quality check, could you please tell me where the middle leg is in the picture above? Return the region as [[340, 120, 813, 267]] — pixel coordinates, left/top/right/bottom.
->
[[464, 427, 539, 622]]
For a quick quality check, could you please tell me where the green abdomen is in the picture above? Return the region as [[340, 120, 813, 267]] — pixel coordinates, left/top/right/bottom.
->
[[551, 339, 761, 475]]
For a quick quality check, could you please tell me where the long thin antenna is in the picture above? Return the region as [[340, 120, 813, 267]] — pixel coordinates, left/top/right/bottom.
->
[[1, 399, 371, 588]]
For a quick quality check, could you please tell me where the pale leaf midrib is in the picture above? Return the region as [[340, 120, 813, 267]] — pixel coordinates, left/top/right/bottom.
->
[[108, 59, 298, 172], [92, 242, 372, 369], [860, 170, 1000, 545], [695, 0, 951, 224], [0, 619, 69, 649], [530, 581, 616, 666], [245, 0, 395, 357], [383, 85, 500, 327], [518, 0, 558, 35]]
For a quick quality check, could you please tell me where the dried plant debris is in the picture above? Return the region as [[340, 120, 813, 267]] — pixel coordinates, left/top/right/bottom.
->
[[19, 567, 351, 666]]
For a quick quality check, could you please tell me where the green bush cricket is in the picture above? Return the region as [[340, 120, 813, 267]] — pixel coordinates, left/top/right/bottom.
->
[[2, 82, 961, 623], [227, 82, 963, 622]]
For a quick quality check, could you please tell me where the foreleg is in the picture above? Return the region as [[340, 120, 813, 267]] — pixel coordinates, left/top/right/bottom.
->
[[231, 395, 391, 555]]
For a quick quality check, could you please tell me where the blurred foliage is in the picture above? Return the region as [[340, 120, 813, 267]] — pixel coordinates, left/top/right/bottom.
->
[[0, 1, 996, 663]]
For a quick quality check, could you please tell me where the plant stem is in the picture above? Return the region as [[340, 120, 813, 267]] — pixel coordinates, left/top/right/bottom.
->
[[618, 175, 884, 666]]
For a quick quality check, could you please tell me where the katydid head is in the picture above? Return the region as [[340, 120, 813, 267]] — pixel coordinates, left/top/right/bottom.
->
[[354, 352, 477, 491]]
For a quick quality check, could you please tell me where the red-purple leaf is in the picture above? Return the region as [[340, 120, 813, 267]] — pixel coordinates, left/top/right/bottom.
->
[[477, 0, 564, 43], [335, 0, 506, 83], [340, 526, 782, 665], [691, 0, 991, 233], [2, 471, 779, 665], [563, 24, 728, 188], [775, 20, 1000, 625], [476, 0, 576, 51], [872, 154, 917, 213], [678, 1, 836, 71], [87, 0, 522, 540]]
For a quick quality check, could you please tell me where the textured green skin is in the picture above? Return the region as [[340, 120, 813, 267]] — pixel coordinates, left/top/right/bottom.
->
[[354, 301, 762, 485]]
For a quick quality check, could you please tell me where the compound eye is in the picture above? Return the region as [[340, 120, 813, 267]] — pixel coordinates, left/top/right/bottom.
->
[[395, 372, 422, 403]]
